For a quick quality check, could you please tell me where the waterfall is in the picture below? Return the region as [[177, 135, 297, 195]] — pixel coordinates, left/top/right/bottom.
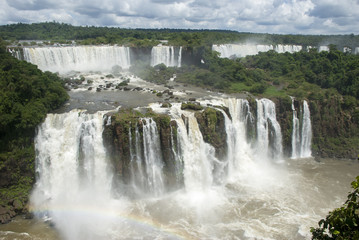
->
[[177, 46, 182, 68], [29, 97, 317, 239], [212, 44, 303, 58], [8, 48, 22, 60], [291, 97, 301, 159], [300, 101, 312, 157], [141, 118, 165, 196], [291, 99, 312, 158], [256, 99, 283, 160], [172, 108, 215, 192], [212, 44, 261, 58], [274, 44, 303, 53], [151, 46, 182, 67], [219, 99, 255, 178], [31, 110, 113, 240], [319, 46, 329, 52], [21, 45, 131, 73]]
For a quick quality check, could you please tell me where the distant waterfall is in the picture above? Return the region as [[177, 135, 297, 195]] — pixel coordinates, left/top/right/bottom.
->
[[319, 46, 329, 52], [291, 99, 312, 158], [21, 45, 131, 73], [212, 44, 302, 58], [8, 48, 22, 60], [151, 46, 182, 67]]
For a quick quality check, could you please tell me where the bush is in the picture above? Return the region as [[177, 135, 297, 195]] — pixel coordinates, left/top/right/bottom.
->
[[311, 176, 359, 240]]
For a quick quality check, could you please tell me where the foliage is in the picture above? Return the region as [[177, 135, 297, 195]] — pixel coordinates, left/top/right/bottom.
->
[[0, 39, 69, 151], [243, 49, 359, 99], [130, 62, 176, 84], [2, 22, 359, 49], [0, 37, 68, 211], [311, 176, 359, 240]]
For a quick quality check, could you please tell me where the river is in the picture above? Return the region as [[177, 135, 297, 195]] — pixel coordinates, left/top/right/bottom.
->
[[1, 157, 358, 240]]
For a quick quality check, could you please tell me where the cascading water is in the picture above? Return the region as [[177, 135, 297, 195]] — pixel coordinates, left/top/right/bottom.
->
[[212, 44, 303, 58], [319, 46, 329, 52], [31, 110, 114, 240], [140, 118, 165, 196], [170, 104, 216, 192], [291, 99, 312, 158], [21, 45, 131, 73], [291, 97, 301, 159], [27, 97, 353, 240], [151, 46, 182, 67], [218, 98, 255, 179], [300, 101, 312, 157], [256, 98, 283, 160], [177, 46, 182, 68]]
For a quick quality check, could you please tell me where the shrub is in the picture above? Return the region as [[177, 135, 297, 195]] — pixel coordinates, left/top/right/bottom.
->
[[311, 176, 359, 240]]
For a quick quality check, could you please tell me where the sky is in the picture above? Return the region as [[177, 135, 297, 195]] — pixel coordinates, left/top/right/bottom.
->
[[0, 0, 358, 34]]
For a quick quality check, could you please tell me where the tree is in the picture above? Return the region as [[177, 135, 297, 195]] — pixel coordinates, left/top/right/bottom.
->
[[311, 176, 359, 240]]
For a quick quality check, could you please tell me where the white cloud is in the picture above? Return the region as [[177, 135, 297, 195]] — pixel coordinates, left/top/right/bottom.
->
[[0, 0, 358, 34]]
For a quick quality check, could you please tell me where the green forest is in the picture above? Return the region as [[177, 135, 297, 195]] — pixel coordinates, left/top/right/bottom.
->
[[1, 22, 359, 48], [0, 38, 68, 211]]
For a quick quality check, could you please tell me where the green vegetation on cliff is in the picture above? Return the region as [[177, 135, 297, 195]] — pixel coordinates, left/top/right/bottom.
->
[[0, 38, 68, 214]]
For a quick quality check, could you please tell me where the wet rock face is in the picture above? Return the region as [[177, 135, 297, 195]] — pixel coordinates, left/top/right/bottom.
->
[[195, 108, 227, 160], [308, 97, 358, 159], [103, 109, 182, 190], [273, 96, 358, 159]]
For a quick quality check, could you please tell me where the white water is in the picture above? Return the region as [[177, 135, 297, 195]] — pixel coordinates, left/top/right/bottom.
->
[[212, 44, 302, 58], [28, 98, 359, 240], [151, 46, 182, 67], [31, 110, 115, 240], [140, 118, 165, 196], [319, 46, 329, 52], [291, 99, 312, 159], [256, 98, 283, 160], [300, 101, 312, 158], [22, 45, 131, 73]]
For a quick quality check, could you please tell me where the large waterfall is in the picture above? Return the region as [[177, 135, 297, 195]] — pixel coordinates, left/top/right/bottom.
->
[[151, 46, 182, 67], [32, 97, 284, 199], [32, 110, 114, 240], [21, 45, 131, 73], [129, 118, 165, 196], [291, 99, 312, 158], [212, 44, 302, 58], [29, 98, 333, 240]]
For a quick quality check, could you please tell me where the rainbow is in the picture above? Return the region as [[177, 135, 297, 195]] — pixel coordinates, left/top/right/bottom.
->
[[29, 204, 195, 240]]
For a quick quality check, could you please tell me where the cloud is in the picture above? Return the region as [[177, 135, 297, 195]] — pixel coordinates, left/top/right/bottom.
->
[[6, 0, 56, 11], [0, 0, 358, 34]]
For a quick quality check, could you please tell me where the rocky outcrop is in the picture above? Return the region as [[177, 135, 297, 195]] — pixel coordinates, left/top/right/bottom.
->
[[103, 108, 182, 191], [273, 96, 293, 156], [195, 108, 227, 159]]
